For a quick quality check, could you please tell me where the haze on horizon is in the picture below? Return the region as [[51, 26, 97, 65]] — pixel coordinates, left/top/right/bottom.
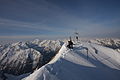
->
[[0, 0, 120, 41]]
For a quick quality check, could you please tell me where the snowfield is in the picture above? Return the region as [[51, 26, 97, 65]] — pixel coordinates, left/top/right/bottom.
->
[[23, 41, 120, 80]]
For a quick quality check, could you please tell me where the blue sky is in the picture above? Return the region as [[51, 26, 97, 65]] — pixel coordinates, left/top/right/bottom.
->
[[0, 0, 120, 40]]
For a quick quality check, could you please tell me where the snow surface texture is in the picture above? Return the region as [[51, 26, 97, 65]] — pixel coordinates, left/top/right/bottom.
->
[[0, 39, 63, 75], [23, 41, 120, 80], [89, 38, 120, 52]]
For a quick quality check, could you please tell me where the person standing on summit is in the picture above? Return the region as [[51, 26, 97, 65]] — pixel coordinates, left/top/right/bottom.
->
[[67, 37, 74, 49]]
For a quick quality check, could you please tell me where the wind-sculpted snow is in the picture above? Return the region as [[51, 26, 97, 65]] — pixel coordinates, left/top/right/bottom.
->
[[24, 42, 120, 80], [0, 39, 63, 76]]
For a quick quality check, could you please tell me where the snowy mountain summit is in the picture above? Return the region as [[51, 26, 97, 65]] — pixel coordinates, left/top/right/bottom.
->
[[24, 41, 120, 80]]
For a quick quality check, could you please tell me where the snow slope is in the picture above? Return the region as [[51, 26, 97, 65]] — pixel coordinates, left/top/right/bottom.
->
[[89, 38, 120, 52], [23, 42, 120, 80]]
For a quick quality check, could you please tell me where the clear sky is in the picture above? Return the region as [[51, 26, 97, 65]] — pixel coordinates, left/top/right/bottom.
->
[[0, 0, 120, 40]]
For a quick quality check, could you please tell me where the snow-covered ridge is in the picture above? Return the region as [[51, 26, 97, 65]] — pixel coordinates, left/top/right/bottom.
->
[[23, 44, 68, 80], [23, 41, 120, 80], [0, 39, 63, 75], [0, 38, 120, 80]]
